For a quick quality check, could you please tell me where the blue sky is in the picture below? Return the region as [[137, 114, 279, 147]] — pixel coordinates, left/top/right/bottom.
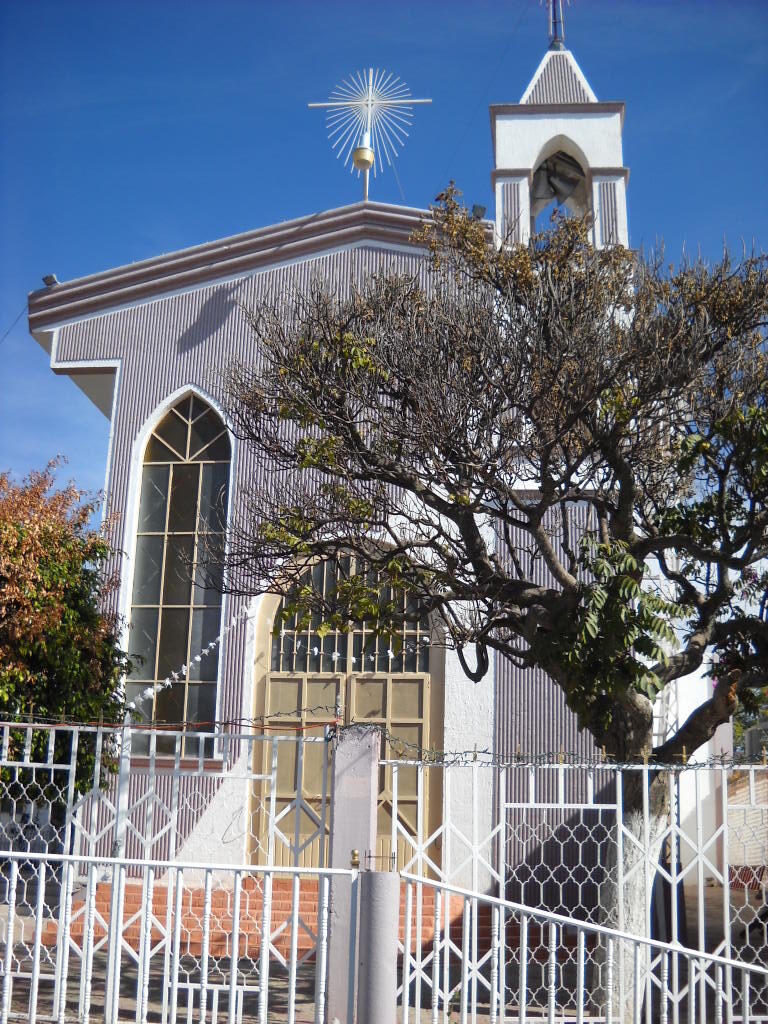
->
[[1, 0, 766, 496]]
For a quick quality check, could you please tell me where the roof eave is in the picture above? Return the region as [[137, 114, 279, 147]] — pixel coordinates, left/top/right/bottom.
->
[[28, 201, 434, 331]]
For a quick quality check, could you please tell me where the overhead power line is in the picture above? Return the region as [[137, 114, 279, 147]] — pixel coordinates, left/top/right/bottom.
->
[[0, 303, 27, 348]]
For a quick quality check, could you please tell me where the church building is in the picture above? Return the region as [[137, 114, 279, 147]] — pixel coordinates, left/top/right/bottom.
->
[[26, 28, 714, 868]]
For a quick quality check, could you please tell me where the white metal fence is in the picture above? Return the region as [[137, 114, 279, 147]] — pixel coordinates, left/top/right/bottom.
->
[[400, 872, 768, 1023], [390, 758, 768, 1019], [0, 849, 350, 1024], [0, 721, 334, 1023], [0, 721, 330, 866], [1, 722, 766, 1022]]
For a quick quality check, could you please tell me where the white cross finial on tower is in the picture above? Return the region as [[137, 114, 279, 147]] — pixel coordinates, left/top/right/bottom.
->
[[309, 69, 431, 202]]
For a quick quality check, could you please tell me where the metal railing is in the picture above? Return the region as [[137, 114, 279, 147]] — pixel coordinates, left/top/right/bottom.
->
[[400, 872, 768, 1024], [0, 722, 342, 1023], [0, 721, 330, 871], [0, 848, 353, 1024], [388, 758, 768, 999]]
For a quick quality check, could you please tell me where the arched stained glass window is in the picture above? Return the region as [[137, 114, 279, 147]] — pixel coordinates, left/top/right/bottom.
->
[[126, 395, 230, 753]]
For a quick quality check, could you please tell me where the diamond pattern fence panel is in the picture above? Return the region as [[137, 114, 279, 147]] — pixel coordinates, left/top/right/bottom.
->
[[390, 757, 768, 1021], [0, 722, 333, 1024], [400, 872, 768, 1024]]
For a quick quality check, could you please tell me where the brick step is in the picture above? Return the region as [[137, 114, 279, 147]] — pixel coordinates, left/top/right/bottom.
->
[[89, 900, 322, 915], [51, 880, 579, 958], [94, 896, 321, 906], [96, 895, 305, 904]]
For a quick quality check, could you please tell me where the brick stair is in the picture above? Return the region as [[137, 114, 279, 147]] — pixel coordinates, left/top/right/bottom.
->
[[41, 878, 583, 961], [41, 878, 320, 958]]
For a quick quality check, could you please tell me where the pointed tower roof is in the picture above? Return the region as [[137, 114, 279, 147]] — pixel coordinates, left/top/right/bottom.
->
[[520, 48, 598, 105]]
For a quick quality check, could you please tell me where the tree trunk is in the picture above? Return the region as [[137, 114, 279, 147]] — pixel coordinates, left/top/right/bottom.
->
[[590, 767, 670, 1022]]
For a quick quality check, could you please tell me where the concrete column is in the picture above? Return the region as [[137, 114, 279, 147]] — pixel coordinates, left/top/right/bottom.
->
[[442, 646, 495, 888], [326, 725, 379, 1024], [357, 870, 400, 1024]]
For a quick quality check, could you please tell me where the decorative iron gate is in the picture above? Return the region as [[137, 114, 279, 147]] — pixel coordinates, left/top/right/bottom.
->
[[0, 721, 332, 1023]]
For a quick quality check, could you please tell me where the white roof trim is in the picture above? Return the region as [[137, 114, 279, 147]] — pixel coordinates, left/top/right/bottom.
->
[[31, 238, 426, 333]]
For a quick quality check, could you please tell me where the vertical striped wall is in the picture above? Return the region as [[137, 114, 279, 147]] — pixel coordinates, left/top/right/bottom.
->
[[502, 181, 523, 244], [598, 180, 619, 247], [57, 246, 430, 734], [523, 52, 593, 105], [494, 505, 600, 764], [90, 767, 224, 863], [58, 242, 599, 862], [58, 247, 431, 853], [494, 507, 603, 911]]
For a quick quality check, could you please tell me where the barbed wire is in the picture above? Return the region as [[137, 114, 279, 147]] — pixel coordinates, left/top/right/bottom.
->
[[1, 712, 765, 770], [111, 598, 766, 770], [344, 721, 768, 770]]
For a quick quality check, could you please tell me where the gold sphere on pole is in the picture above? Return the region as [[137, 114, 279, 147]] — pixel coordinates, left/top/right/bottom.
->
[[352, 145, 374, 172]]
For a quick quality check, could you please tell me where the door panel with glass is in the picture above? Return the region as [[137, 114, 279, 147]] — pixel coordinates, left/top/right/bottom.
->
[[251, 565, 442, 869]]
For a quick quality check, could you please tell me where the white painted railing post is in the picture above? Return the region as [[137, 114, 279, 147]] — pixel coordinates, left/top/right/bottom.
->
[[52, 726, 79, 1013], [357, 869, 400, 1024], [326, 725, 379, 1024], [104, 714, 132, 1022]]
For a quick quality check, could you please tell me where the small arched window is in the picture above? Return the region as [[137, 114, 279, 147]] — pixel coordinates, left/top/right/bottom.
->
[[126, 395, 230, 752]]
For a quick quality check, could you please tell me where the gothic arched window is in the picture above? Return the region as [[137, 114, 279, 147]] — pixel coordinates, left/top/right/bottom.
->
[[126, 395, 230, 751]]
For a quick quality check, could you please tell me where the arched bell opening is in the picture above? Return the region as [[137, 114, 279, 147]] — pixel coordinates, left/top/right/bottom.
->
[[531, 147, 589, 233]]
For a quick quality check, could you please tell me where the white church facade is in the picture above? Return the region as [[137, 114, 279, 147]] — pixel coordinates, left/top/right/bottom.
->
[[27, 39, 720, 867]]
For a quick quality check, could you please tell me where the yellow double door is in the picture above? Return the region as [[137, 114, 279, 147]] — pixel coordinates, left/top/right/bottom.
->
[[252, 670, 443, 869]]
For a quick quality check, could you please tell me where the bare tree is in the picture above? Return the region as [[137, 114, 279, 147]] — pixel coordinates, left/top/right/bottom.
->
[[223, 187, 768, 1012]]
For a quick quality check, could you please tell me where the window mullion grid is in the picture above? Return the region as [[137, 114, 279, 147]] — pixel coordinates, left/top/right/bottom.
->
[[152, 454, 174, 722], [184, 402, 191, 460], [131, 400, 230, 746], [301, 673, 308, 733], [385, 674, 393, 758], [264, 561, 437, 866], [189, 465, 203, 737], [344, 629, 353, 724], [182, 459, 204, 733], [181, 412, 192, 728]]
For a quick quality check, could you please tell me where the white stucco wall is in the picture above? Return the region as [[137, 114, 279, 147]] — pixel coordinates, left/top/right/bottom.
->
[[668, 670, 729, 879], [494, 111, 624, 171], [492, 109, 628, 249], [172, 750, 253, 881], [442, 646, 496, 889]]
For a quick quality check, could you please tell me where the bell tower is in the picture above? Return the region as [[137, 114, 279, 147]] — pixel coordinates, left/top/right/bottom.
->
[[491, 4, 629, 248]]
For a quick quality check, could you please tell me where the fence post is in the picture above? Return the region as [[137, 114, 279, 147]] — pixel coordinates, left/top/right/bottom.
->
[[104, 713, 132, 1021], [326, 725, 379, 1024], [357, 869, 400, 1024]]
